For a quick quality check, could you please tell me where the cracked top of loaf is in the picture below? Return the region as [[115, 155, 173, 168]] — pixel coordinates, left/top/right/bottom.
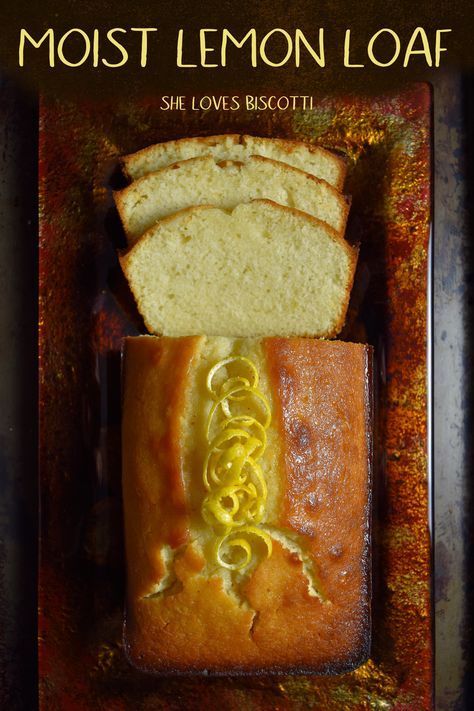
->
[[122, 335, 372, 675]]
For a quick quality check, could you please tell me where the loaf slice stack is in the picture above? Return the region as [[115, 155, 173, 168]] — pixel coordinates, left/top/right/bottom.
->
[[122, 133, 346, 189], [119, 200, 357, 338], [115, 155, 349, 244], [117, 133, 354, 339]]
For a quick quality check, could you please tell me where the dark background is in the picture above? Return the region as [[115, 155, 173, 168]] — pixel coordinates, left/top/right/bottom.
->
[[1, 1, 474, 709], [0, 0, 473, 97]]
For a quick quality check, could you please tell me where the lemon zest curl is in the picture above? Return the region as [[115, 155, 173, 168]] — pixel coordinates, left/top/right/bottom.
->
[[202, 356, 272, 572]]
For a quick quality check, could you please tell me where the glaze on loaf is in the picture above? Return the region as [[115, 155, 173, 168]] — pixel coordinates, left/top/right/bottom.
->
[[122, 335, 372, 674]]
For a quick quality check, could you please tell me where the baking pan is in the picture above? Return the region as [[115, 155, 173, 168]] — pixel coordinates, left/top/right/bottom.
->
[[37, 86, 433, 707]]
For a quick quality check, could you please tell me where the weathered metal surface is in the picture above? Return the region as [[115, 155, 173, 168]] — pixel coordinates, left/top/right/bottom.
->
[[36, 86, 432, 708], [433, 75, 474, 711]]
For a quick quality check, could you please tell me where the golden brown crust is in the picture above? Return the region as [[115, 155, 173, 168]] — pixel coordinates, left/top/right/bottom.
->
[[120, 198, 354, 260], [250, 200, 357, 339], [123, 336, 372, 674], [260, 338, 372, 667], [241, 135, 348, 191], [113, 188, 128, 237], [246, 154, 350, 231], [114, 155, 217, 233], [122, 133, 347, 190], [118, 200, 358, 339], [125, 543, 260, 672], [122, 335, 202, 599], [118, 205, 216, 339], [121, 134, 242, 180], [114, 153, 350, 241]]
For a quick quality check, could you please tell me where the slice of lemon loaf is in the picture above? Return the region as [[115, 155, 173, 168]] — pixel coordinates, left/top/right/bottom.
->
[[122, 134, 346, 189], [119, 200, 358, 338], [115, 155, 349, 244]]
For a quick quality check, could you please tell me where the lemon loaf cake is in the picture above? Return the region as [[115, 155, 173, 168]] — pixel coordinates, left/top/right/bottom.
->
[[122, 334, 372, 674], [115, 155, 349, 244], [122, 134, 346, 190], [119, 200, 358, 338]]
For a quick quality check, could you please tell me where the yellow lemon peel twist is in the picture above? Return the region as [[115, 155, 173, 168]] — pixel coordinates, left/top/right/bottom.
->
[[202, 356, 273, 571]]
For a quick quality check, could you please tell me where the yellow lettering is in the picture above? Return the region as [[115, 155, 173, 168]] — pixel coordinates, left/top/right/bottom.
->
[[199, 29, 219, 67], [403, 27, 432, 67], [92, 29, 99, 67], [344, 29, 364, 67], [176, 29, 197, 67], [131, 28, 157, 68], [435, 29, 451, 67], [367, 28, 401, 67], [102, 28, 128, 68], [19, 28, 54, 67], [260, 28, 293, 67], [221, 29, 257, 68], [57, 29, 90, 67], [295, 28, 325, 67]]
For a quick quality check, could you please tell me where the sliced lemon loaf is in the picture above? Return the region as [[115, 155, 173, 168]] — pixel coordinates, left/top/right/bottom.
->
[[119, 199, 358, 338], [115, 155, 349, 244], [123, 134, 346, 189]]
